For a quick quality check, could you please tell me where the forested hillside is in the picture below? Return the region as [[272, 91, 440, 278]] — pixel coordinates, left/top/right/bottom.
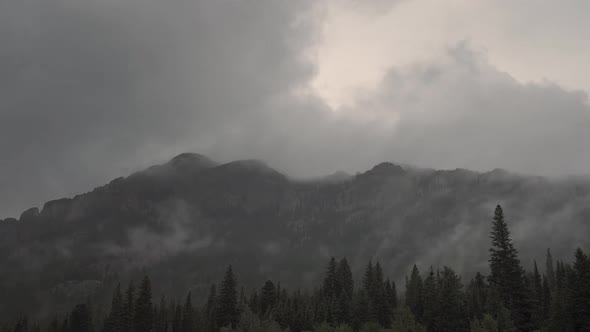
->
[[2, 205, 590, 331], [1, 154, 589, 326]]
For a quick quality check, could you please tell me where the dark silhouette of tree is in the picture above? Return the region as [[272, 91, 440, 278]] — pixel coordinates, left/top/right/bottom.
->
[[122, 282, 135, 332], [134, 276, 153, 332], [180, 293, 193, 332], [217, 265, 239, 329], [488, 205, 531, 330], [69, 304, 92, 332], [405, 264, 423, 320], [572, 248, 590, 331]]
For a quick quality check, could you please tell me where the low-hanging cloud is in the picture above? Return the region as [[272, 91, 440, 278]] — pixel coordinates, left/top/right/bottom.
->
[[2, 0, 590, 218]]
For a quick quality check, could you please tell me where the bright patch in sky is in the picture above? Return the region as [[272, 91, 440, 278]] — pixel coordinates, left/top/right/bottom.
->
[[310, 0, 590, 109]]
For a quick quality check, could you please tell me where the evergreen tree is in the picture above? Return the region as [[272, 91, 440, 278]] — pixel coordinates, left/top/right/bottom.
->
[[335, 258, 354, 325], [122, 282, 135, 332], [181, 293, 194, 332], [437, 267, 467, 332], [217, 265, 239, 329], [405, 265, 423, 320], [134, 276, 153, 332], [363, 261, 374, 296], [487, 205, 531, 330], [154, 296, 168, 332], [171, 303, 181, 332], [260, 281, 276, 317], [572, 248, 590, 331], [103, 283, 123, 332], [530, 261, 544, 329], [323, 257, 338, 299], [336, 258, 354, 300], [70, 304, 92, 332], [546, 248, 556, 290], [466, 272, 487, 320], [206, 285, 217, 331], [352, 290, 369, 330], [387, 279, 398, 309], [421, 267, 438, 330], [542, 275, 551, 321]]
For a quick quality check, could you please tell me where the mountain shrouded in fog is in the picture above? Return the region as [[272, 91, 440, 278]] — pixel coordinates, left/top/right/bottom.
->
[[1, 153, 589, 319]]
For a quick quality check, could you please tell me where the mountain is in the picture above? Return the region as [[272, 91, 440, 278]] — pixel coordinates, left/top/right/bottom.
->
[[1, 153, 590, 319]]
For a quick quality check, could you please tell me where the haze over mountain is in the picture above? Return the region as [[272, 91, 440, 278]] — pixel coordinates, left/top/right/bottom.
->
[[1, 153, 589, 319]]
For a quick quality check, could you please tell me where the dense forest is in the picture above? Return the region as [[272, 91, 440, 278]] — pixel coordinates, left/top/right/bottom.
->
[[2, 205, 589, 332]]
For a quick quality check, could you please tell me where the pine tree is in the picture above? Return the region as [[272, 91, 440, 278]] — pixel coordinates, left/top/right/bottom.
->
[[260, 281, 276, 317], [546, 248, 556, 290], [542, 275, 551, 321], [372, 262, 390, 327], [324, 257, 338, 299], [154, 296, 168, 332], [206, 285, 217, 331], [70, 304, 92, 332], [363, 261, 374, 295], [122, 282, 135, 332], [572, 248, 590, 331], [103, 283, 123, 332], [171, 303, 181, 332], [181, 293, 193, 332], [421, 267, 438, 330], [530, 261, 544, 329], [217, 265, 239, 329], [466, 272, 487, 320], [487, 205, 531, 330], [405, 264, 423, 320], [387, 279, 398, 309], [336, 258, 354, 300], [134, 276, 153, 332], [437, 267, 468, 332], [335, 258, 354, 325]]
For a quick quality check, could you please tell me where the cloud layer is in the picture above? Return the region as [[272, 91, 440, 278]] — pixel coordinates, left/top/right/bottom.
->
[[2, 0, 590, 217]]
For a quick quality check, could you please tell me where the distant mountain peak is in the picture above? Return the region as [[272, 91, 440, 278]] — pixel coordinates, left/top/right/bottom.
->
[[364, 162, 405, 177], [168, 153, 217, 169]]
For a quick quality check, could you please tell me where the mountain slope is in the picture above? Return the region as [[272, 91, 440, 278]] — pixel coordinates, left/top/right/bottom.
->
[[1, 154, 589, 319]]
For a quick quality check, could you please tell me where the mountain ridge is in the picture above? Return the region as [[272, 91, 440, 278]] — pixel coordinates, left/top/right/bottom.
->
[[1, 153, 590, 319]]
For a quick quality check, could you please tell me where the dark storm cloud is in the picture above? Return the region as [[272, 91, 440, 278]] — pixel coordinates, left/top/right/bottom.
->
[[2, 0, 590, 218], [0, 0, 317, 217]]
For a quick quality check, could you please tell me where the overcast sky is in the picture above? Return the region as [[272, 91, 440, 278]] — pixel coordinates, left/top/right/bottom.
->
[[2, 0, 590, 217]]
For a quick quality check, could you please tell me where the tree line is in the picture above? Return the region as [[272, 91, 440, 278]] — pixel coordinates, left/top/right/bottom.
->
[[2, 205, 590, 331]]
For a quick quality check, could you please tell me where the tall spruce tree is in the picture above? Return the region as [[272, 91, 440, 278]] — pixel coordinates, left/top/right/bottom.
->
[[336, 258, 354, 299], [122, 282, 135, 332], [546, 248, 556, 290], [572, 248, 590, 331], [487, 205, 531, 330], [69, 304, 92, 332], [103, 283, 123, 332], [437, 266, 468, 332], [421, 267, 438, 330], [217, 265, 239, 329], [134, 276, 153, 332], [405, 264, 423, 320], [205, 285, 217, 331], [530, 261, 544, 328], [260, 281, 276, 317], [181, 293, 194, 332], [171, 303, 181, 332]]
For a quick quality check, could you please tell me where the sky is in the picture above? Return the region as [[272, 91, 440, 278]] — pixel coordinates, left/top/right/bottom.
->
[[2, 0, 590, 217]]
